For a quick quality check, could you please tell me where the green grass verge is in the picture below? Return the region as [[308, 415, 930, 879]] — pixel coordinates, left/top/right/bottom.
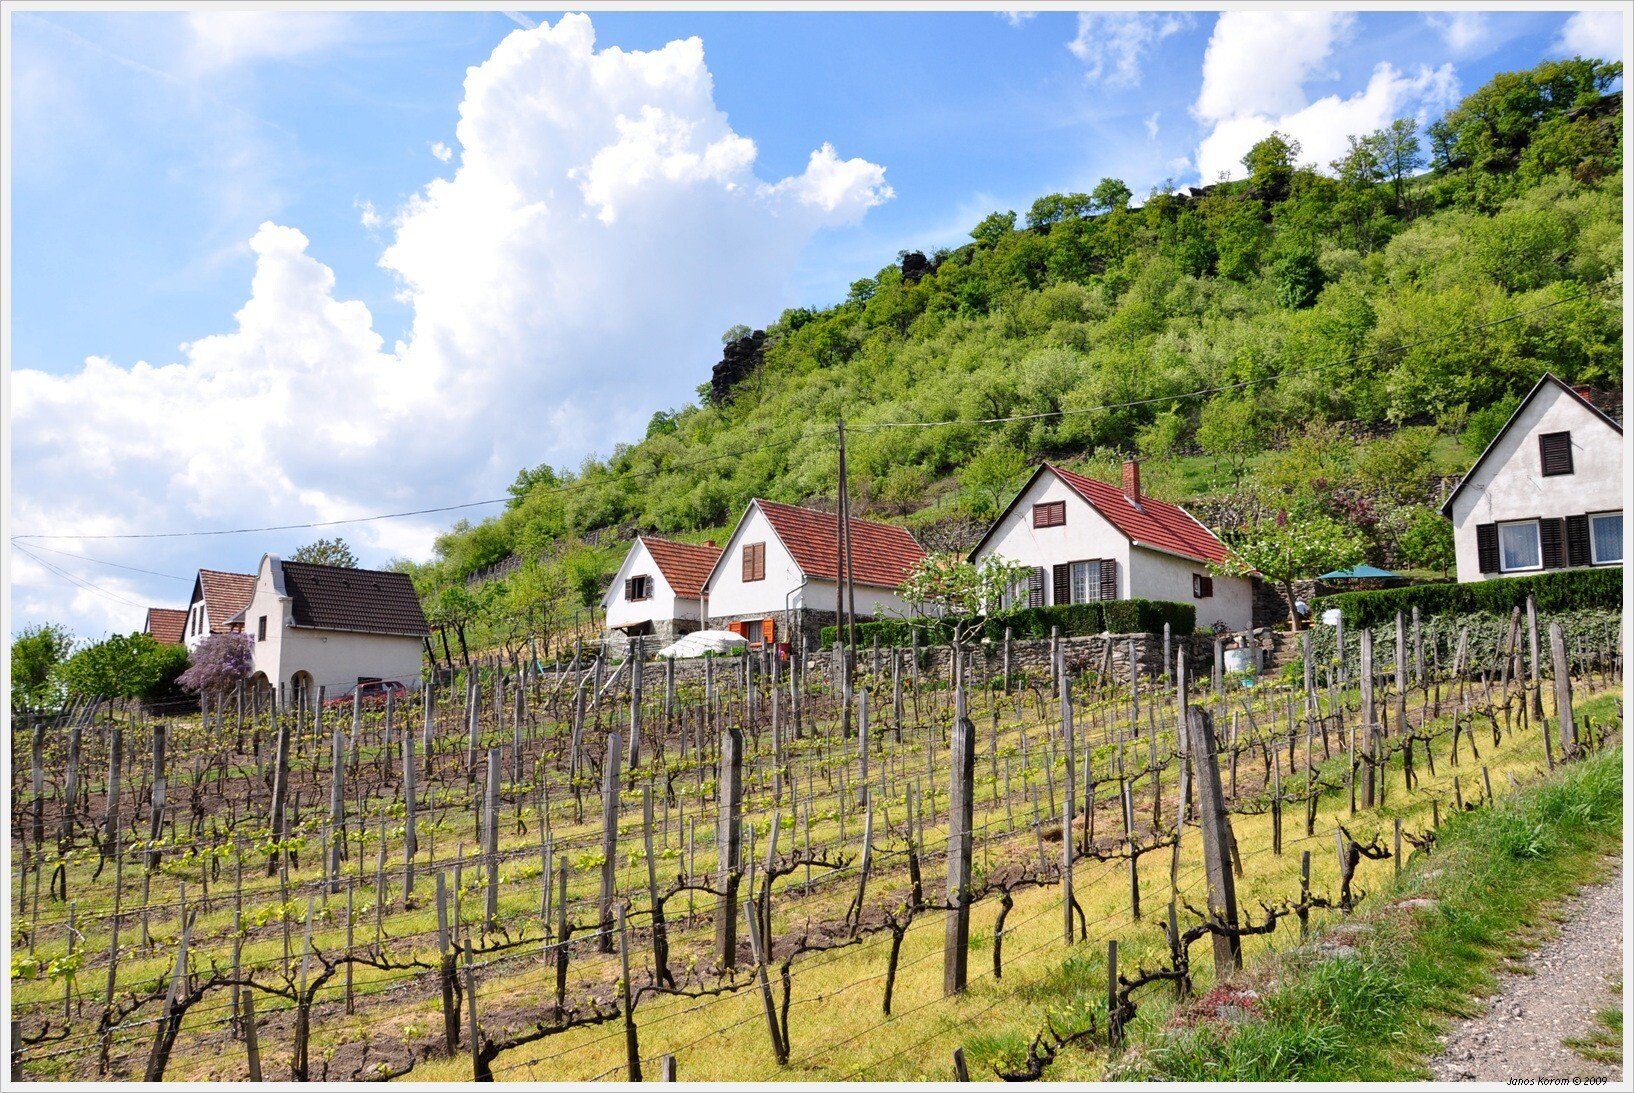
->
[[1125, 743, 1624, 1082]]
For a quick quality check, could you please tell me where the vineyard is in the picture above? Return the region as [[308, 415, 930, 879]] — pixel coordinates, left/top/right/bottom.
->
[[8, 607, 1624, 1083]]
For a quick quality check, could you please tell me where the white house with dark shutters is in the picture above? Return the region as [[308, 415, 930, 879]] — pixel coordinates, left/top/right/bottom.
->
[[1442, 373, 1623, 583], [601, 536, 723, 647], [968, 460, 1254, 632]]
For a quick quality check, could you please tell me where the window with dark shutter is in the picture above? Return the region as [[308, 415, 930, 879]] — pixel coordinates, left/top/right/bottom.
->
[[1476, 524, 1500, 573], [1033, 501, 1066, 528], [1539, 431, 1573, 476], [1052, 563, 1071, 605], [625, 575, 651, 601], [1193, 573, 1213, 598], [1099, 558, 1118, 601], [1539, 517, 1565, 568], [1027, 567, 1045, 607], [257, 615, 267, 641], [742, 542, 765, 582], [1565, 515, 1591, 567]]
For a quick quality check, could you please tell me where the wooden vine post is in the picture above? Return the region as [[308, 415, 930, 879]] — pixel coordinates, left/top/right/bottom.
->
[[1186, 707, 1242, 977], [943, 665, 975, 997], [715, 725, 744, 969]]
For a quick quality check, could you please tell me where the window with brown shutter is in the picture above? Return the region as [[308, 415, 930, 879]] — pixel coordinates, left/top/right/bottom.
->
[[1192, 573, 1213, 598], [1565, 515, 1591, 567], [1539, 517, 1565, 568], [1476, 523, 1500, 573], [1033, 501, 1066, 528], [1027, 567, 1045, 607], [1539, 431, 1573, 476], [1099, 558, 1118, 601], [742, 542, 765, 582], [1052, 563, 1071, 605], [625, 575, 651, 601]]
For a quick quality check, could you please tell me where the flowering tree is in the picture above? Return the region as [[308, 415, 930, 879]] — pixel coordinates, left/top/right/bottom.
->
[[178, 632, 255, 699], [897, 552, 1032, 648], [1213, 513, 1365, 631]]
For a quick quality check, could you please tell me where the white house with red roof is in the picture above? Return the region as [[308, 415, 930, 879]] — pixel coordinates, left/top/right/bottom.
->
[[182, 568, 256, 651], [969, 460, 1252, 632], [702, 499, 928, 647], [601, 535, 724, 646]]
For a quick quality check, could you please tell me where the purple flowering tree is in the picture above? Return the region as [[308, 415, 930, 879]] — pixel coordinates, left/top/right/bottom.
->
[[178, 632, 255, 699]]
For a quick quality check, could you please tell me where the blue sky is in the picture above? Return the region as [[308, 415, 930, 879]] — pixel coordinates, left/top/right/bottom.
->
[[6, 6, 1625, 638]]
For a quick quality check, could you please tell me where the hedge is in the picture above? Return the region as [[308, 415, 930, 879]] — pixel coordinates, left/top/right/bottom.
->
[[820, 598, 1197, 648], [1317, 567, 1622, 629]]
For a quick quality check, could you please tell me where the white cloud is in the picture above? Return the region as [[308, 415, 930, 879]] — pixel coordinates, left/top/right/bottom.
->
[[1192, 12, 1459, 182], [430, 141, 453, 163], [12, 13, 891, 637], [1144, 112, 1160, 140], [185, 11, 351, 71], [1554, 11, 1624, 61], [1068, 11, 1192, 88], [356, 199, 382, 230], [1425, 12, 1492, 56], [998, 11, 1036, 28]]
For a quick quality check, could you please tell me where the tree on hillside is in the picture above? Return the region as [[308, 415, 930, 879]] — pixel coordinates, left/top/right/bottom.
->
[[178, 633, 255, 701], [1027, 193, 1092, 228], [1196, 396, 1264, 488], [1377, 117, 1423, 214], [1090, 178, 1132, 213], [291, 537, 359, 569], [959, 444, 1028, 520], [896, 553, 1032, 649], [1242, 131, 1302, 202], [1214, 513, 1365, 631], [971, 210, 1017, 246], [10, 622, 73, 713]]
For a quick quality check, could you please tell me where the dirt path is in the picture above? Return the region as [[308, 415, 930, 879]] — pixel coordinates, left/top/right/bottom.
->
[[1431, 863, 1623, 1083]]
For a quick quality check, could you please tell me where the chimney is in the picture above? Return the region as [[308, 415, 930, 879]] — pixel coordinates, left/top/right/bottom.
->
[[1122, 458, 1142, 502], [704, 540, 717, 549]]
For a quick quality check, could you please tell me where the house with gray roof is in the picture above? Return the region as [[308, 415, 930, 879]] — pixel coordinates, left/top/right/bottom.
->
[[233, 553, 429, 706]]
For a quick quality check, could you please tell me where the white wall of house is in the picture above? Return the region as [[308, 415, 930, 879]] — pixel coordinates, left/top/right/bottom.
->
[[972, 471, 1251, 630], [602, 539, 700, 630], [242, 557, 423, 696], [1448, 383, 1624, 583]]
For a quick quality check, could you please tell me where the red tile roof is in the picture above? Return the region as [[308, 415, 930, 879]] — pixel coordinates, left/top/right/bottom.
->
[[280, 561, 429, 638], [1049, 463, 1231, 565], [756, 499, 926, 588], [143, 607, 187, 646], [640, 537, 722, 600], [196, 569, 256, 633]]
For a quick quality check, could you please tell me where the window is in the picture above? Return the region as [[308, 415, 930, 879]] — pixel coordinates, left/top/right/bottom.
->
[[1590, 512, 1623, 564], [1032, 501, 1066, 528], [257, 615, 267, 641], [1069, 560, 1101, 603], [1498, 521, 1542, 572], [742, 542, 766, 582], [1000, 576, 1029, 611], [1539, 431, 1574, 476], [1193, 573, 1214, 598], [625, 574, 651, 601]]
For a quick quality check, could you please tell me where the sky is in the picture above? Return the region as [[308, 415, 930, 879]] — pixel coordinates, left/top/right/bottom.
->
[[6, 5, 1626, 640]]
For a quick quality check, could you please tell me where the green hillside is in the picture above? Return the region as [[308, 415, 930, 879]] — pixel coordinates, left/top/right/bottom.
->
[[407, 57, 1623, 652]]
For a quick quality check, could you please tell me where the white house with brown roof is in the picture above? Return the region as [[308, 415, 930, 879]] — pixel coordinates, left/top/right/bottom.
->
[[969, 460, 1253, 632], [235, 554, 429, 704], [1442, 373, 1623, 583], [182, 569, 256, 650], [601, 535, 723, 646], [701, 499, 927, 647]]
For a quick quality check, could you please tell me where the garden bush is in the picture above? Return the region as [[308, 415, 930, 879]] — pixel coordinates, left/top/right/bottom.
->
[[821, 598, 1196, 648], [1318, 567, 1621, 628]]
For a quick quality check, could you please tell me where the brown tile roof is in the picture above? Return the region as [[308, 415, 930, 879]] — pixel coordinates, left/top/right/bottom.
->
[[640, 536, 722, 600], [756, 499, 926, 589], [143, 607, 187, 646], [197, 569, 256, 633], [1050, 464, 1231, 565], [280, 560, 429, 637]]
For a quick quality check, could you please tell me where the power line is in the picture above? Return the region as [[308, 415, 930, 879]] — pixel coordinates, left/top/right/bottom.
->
[[15, 540, 191, 581], [11, 542, 153, 610]]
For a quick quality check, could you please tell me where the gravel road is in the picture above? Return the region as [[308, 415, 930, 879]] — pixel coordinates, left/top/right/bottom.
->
[[1430, 863, 1623, 1083]]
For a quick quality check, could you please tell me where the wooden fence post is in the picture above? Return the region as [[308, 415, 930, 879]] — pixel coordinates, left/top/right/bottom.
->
[[1186, 707, 1242, 977], [599, 732, 621, 953], [617, 903, 642, 1079], [1549, 622, 1576, 756], [715, 725, 744, 969], [944, 666, 975, 997]]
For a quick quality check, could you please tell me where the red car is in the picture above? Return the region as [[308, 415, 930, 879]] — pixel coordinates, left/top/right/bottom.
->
[[322, 679, 407, 710]]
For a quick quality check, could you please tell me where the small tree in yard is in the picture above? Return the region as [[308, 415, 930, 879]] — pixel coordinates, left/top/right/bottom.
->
[[1213, 513, 1364, 631], [178, 632, 255, 701], [10, 622, 73, 713], [897, 553, 1032, 648]]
